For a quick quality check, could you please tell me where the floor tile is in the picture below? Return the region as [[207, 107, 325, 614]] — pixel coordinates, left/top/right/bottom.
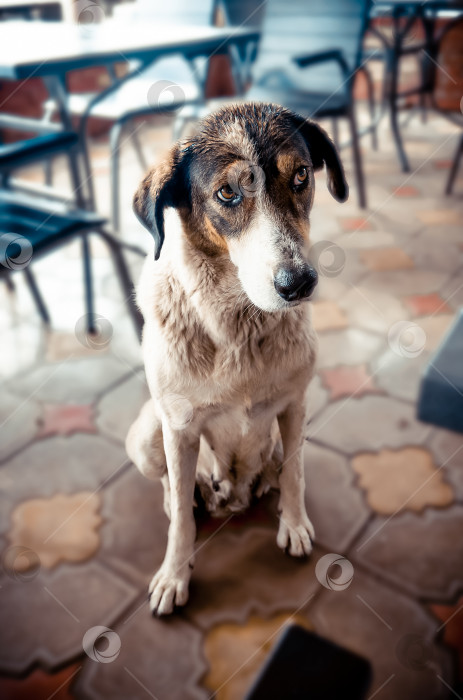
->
[[430, 596, 463, 681], [403, 293, 451, 317], [416, 210, 461, 226], [74, 609, 208, 700], [353, 506, 463, 599], [311, 301, 348, 332], [305, 374, 330, 423], [5, 356, 130, 404], [304, 441, 370, 551], [351, 447, 454, 515], [8, 492, 102, 569], [393, 185, 420, 197], [96, 370, 149, 445], [185, 528, 321, 630], [202, 613, 312, 700], [308, 569, 452, 700], [0, 389, 41, 463], [359, 247, 414, 271], [361, 269, 450, 296], [415, 314, 454, 352], [307, 395, 430, 455], [371, 347, 430, 402], [428, 429, 463, 501], [0, 435, 127, 535], [338, 284, 409, 334], [319, 364, 381, 401], [0, 663, 80, 700], [316, 328, 385, 368], [37, 404, 97, 438], [0, 561, 139, 673], [339, 217, 374, 232]]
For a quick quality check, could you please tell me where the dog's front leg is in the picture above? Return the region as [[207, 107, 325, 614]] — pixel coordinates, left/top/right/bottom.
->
[[149, 421, 199, 615], [276, 401, 314, 557]]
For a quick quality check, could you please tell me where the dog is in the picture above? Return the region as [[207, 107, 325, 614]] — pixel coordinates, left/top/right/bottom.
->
[[126, 102, 348, 615]]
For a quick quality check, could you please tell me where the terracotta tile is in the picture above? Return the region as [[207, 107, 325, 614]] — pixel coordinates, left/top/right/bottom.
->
[[308, 569, 452, 700], [351, 448, 454, 515], [307, 395, 430, 455], [434, 159, 452, 170], [311, 301, 348, 332], [319, 364, 381, 401], [403, 293, 451, 316], [0, 435, 127, 535], [0, 663, 80, 700], [37, 404, 97, 438], [0, 389, 40, 463], [96, 370, 149, 445], [339, 217, 374, 232], [185, 528, 321, 630], [359, 248, 414, 271], [430, 596, 463, 681], [416, 210, 461, 226], [304, 441, 370, 551], [316, 328, 385, 369], [428, 429, 463, 501], [393, 185, 420, 197], [203, 613, 312, 700], [8, 492, 102, 569], [0, 561, 139, 673], [6, 356, 130, 404], [75, 610, 208, 700], [353, 506, 463, 599]]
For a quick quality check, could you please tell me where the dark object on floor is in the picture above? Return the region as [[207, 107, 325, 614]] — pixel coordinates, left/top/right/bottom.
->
[[418, 309, 463, 434], [244, 624, 372, 700]]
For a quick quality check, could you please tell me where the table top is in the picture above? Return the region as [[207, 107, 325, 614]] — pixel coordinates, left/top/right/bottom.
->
[[0, 20, 259, 80]]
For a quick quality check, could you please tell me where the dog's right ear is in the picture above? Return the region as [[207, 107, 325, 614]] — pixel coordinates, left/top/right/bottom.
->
[[133, 144, 190, 260]]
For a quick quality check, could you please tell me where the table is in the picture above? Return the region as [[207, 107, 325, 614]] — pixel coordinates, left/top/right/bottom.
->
[[369, 0, 463, 171], [0, 20, 259, 208]]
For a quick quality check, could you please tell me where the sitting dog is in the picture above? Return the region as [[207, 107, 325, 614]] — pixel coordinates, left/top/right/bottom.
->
[[126, 102, 348, 615]]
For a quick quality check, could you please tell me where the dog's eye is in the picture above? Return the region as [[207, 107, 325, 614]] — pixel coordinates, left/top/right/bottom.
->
[[217, 184, 237, 202], [293, 167, 308, 187]]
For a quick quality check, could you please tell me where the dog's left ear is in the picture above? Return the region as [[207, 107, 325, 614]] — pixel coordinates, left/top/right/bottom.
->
[[290, 115, 349, 203], [133, 144, 191, 260]]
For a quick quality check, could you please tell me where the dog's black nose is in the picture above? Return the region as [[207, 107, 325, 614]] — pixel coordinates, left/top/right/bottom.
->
[[274, 265, 318, 302]]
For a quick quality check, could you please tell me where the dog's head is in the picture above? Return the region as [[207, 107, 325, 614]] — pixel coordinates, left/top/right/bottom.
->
[[134, 102, 348, 312]]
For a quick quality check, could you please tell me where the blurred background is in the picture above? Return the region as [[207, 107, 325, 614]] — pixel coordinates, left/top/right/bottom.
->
[[0, 0, 462, 698]]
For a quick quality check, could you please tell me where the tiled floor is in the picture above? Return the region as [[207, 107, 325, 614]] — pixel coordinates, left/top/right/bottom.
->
[[0, 103, 463, 700]]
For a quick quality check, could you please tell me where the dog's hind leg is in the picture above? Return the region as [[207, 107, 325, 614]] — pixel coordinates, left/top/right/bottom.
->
[[125, 399, 171, 518]]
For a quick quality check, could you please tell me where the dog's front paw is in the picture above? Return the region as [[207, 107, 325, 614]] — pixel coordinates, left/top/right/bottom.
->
[[148, 565, 191, 616], [277, 514, 315, 557]]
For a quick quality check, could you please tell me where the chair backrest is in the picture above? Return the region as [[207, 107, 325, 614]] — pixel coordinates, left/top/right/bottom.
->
[[251, 0, 371, 95], [219, 0, 266, 29]]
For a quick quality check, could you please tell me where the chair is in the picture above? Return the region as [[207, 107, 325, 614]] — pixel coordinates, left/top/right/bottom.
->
[[244, 0, 371, 208], [0, 135, 143, 338], [219, 0, 266, 93], [62, 0, 216, 231]]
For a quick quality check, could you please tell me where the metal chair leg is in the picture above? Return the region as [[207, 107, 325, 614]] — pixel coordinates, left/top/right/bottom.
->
[[445, 134, 463, 195], [23, 267, 51, 325], [347, 106, 367, 209], [81, 234, 96, 334], [44, 159, 53, 186], [331, 118, 339, 149], [110, 121, 124, 232], [128, 120, 148, 171], [4, 275, 15, 292], [97, 228, 144, 341], [361, 65, 378, 150]]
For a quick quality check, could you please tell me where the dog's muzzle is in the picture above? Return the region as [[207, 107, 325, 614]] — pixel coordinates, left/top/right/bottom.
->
[[273, 264, 318, 302]]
